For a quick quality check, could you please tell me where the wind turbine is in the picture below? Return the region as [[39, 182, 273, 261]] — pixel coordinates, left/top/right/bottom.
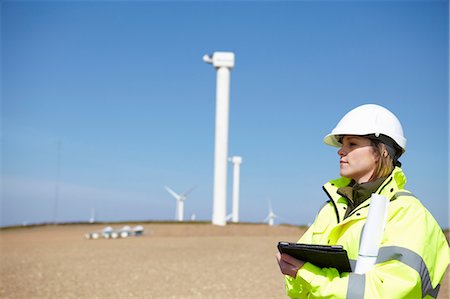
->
[[264, 199, 278, 226], [164, 186, 196, 222], [203, 52, 235, 226], [89, 208, 96, 223]]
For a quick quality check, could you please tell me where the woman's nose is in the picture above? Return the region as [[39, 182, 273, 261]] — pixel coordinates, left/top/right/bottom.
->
[[338, 147, 346, 157]]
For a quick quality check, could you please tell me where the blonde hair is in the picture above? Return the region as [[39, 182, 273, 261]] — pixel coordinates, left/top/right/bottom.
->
[[369, 141, 394, 181]]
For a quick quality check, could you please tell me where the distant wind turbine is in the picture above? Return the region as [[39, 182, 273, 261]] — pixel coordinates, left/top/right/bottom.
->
[[89, 208, 96, 223], [264, 199, 278, 226], [164, 186, 196, 221]]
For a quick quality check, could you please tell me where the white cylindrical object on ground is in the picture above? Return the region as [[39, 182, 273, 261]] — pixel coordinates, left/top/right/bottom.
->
[[354, 193, 389, 274], [212, 67, 231, 226], [178, 200, 184, 222], [204, 52, 235, 226], [230, 156, 242, 223]]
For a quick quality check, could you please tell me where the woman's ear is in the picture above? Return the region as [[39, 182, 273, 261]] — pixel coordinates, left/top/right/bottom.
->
[[379, 144, 389, 158]]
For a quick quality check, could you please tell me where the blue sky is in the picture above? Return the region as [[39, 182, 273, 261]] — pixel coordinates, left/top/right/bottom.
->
[[1, 1, 449, 228]]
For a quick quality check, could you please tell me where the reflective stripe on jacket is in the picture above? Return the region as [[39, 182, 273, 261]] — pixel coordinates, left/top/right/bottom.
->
[[285, 167, 450, 299]]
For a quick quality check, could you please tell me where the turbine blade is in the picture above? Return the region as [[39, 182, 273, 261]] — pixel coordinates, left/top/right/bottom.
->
[[182, 185, 197, 197], [225, 213, 233, 221], [164, 186, 181, 200]]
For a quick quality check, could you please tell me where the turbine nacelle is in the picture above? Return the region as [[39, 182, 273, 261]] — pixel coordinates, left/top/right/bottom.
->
[[229, 156, 242, 164], [203, 52, 235, 69]]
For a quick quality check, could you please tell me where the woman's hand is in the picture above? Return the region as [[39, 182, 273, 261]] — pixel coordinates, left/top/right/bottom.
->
[[276, 252, 305, 278]]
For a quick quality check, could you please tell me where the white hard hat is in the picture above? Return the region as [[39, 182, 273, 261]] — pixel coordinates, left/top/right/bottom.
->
[[323, 104, 407, 153]]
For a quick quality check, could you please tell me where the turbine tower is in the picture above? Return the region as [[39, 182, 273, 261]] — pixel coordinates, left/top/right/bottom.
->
[[164, 186, 196, 221], [264, 199, 278, 226], [203, 51, 235, 226], [229, 156, 243, 223], [89, 208, 96, 223]]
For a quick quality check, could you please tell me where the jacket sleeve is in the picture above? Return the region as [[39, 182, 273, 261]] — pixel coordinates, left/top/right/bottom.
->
[[284, 207, 350, 299], [284, 197, 449, 299], [361, 197, 449, 298], [285, 263, 350, 298]]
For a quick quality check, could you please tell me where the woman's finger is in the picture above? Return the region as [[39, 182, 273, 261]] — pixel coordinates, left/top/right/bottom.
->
[[280, 253, 304, 267]]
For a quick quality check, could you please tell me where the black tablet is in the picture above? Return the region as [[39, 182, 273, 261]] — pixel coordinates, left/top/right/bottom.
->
[[277, 242, 352, 273]]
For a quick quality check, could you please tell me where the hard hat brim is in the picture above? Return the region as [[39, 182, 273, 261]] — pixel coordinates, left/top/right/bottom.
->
[[323, 133, 342, 148]]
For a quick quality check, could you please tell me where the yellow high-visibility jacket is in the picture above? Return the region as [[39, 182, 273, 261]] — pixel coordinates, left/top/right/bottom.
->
[[285, 167, 449, 299]]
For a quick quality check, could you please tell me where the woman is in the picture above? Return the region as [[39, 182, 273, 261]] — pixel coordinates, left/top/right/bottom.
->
[[276, 104, 449, 298]]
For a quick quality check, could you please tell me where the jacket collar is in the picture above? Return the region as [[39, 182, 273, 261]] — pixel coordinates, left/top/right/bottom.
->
[[323, 167, 407, 203]]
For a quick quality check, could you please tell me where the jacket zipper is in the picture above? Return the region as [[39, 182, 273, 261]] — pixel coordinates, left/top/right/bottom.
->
[[322, 186, 340, 224], [346, 177, 394, 218]]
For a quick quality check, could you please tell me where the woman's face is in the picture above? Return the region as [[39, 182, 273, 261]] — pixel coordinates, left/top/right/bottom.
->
[[338, 136, 378, 183]]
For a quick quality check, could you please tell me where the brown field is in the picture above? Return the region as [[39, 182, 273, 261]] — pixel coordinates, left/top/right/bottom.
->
[[0, 223, 448, 299]]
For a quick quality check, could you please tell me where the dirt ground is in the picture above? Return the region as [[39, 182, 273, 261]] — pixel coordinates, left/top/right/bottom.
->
[[0, 223, 448, 299]]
